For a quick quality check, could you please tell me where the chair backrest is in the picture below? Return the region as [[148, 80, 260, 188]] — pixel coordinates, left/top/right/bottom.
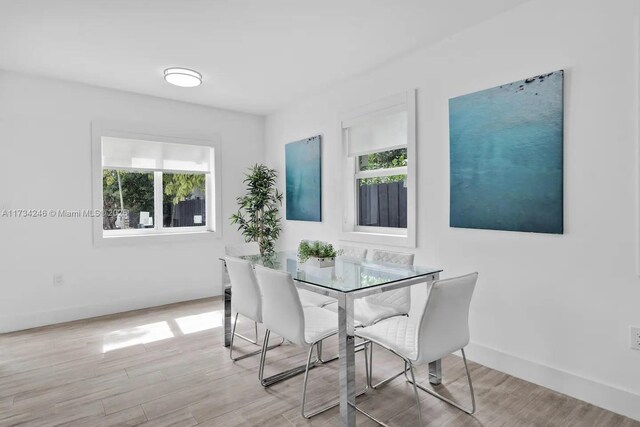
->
[[225, 242, 260, 257], [370, 249, 414, 265], [339, 245, 367, 260], [225, 257, 262, 322], [254, 265, 306, 345], [415, 272, 478, 364], [365, 249, 415, 314]]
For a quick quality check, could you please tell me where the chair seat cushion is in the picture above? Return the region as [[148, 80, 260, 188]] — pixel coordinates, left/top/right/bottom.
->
[[323, 299, 405, 327], [298, 289, 336, 308], [303, 307, 339, 344], [355, 316, 419, 361]]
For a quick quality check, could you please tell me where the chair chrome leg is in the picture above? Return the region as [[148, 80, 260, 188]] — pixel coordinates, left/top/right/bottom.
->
[[231, 314, 259, 345], [231, 315, 283, 362], [317, 338, 366, 364], [304, 389, 369, 419], [462, 348, 476, 414], [349, 346, 396, 427], [406, 349, 476, 415], [258, 329, 271, 384], [300, 343, 316, 418], [232, 338, 283, 362], [302, 341, 369, 419], [368, 341, 373, 388], [228, 313, 239, 361], [369, 346, 410, 391], [372, 364, 408, 390], [317, 340, 338, 364], [255, 321, 259, 342], [408, 362, 424, 427], [353, 404, 390, 427], [260, 331, 328, 388], [363, 341, 370, 390]]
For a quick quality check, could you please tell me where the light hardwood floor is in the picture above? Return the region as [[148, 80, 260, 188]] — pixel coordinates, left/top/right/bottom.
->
[[0, 298, 637, 427]]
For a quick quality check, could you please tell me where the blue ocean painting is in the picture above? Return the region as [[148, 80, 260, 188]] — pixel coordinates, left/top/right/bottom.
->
[[285, 135, 321, 222], [449, 70, 563, 234]]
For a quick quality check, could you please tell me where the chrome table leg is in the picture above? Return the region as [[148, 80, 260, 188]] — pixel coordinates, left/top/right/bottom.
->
[[426, 273, 441, 385], [337, 292, 356, 426], [221, 260, 232, 348], [429, 359, 442, 385]]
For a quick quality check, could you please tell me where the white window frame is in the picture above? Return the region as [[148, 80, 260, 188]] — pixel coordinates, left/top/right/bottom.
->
[[91, 121, 222, 246], [340, 90, 416, 248]]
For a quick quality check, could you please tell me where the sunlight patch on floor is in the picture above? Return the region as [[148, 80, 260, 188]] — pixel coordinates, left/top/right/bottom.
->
[[175, 311, 223, 334], [102, 321, 174, 352]]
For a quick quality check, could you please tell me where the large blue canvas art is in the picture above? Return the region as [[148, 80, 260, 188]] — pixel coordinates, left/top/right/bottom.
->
[[285, 135, 321, 222], [449, 70, 563, 234]]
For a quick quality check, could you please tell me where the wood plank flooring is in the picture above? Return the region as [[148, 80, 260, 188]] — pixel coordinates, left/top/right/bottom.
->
[[0, 298, 637, 426]]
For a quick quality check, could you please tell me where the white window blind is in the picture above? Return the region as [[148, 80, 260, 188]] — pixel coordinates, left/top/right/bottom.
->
[[102, 137, 212, 173], [343, 105, 407, 157]]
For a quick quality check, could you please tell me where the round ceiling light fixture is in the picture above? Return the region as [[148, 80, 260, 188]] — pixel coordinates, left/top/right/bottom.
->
[[164, 68, 202, 87]]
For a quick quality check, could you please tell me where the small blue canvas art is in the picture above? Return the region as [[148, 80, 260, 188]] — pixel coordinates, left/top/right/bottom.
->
[[449, 70, 564, 234], [285, 135, 321, 222]]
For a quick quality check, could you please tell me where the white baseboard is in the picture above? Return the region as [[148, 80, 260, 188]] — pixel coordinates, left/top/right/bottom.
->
[[0, 286, 219, 333], [465, 342, 640, 422]]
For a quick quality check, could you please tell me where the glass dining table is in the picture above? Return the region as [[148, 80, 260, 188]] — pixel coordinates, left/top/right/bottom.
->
[[220, 250, 442, 426]]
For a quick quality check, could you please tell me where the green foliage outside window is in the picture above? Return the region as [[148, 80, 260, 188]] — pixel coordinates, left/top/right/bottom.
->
[[163, 173, 205, 205], [163, 173, 206, 228], [358, 148, 407, 185], [103, 170, 206, 230], [103, 170, 154, 229]]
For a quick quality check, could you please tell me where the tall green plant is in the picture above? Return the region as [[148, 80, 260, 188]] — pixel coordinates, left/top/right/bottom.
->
[[230, 164, 283, 256]]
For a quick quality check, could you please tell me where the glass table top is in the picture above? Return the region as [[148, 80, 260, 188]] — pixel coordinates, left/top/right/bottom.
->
[[235, 250, 442, 294]]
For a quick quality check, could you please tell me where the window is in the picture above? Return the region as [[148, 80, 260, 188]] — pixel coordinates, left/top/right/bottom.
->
[[91, 125, 221, 245], [357, 148, 407, 228], [341, 91, 416, 247], [101, 170, 207, 232], [103, 169, 155, 230], [162, 172, 206, 228]]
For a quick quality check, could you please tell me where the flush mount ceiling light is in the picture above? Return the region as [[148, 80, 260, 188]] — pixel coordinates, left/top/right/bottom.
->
[[164, 68, 202, 87]]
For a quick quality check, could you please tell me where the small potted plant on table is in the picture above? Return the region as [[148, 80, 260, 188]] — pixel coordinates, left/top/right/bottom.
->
[[297, 240, 342, 268]]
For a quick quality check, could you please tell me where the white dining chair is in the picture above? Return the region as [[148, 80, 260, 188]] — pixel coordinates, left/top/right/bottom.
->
[[225, 242, 322, 320], [225, 242, 262, 349], [366, 249, 414, 318], [254, 265, 367, 418], [225, 256, 283, 361], [297, 289, 336, 308], [340, 245, 368, 260], [323, 249, 414, 326], [225, 242, 261, 350], [297, 245, 368, 309], [355, 272, 479, 425]]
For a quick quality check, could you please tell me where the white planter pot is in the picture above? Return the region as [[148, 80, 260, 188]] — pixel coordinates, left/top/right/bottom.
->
[[305, 256, 335, 268]]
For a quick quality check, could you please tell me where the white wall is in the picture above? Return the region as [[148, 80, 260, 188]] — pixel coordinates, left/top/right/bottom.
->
[[265, 0, 640, 420], [0, 70, 264, 332]]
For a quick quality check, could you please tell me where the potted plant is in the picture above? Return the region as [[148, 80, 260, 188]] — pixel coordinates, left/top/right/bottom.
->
[[297, 240, 343, 268], [230, 164, 283, 256]]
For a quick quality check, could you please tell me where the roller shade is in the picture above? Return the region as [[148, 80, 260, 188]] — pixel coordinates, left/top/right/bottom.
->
[[102, 137, 212, 173], [344, 106, 407, 157]]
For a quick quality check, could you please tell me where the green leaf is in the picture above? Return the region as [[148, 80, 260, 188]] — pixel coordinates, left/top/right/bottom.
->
[[229, 164, 283, 256]]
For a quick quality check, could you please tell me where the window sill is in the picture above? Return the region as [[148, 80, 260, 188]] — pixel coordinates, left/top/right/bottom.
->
[[95, 229, 220, 247], [340, 230, 415, 248]]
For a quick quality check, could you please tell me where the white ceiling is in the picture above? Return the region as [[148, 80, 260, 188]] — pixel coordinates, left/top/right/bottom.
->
[[0, 0, 529, 115]]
